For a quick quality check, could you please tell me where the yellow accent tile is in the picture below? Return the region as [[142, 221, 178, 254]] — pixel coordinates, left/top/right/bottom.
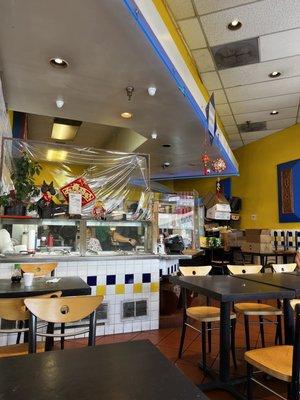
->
[[150, 282, 159, 292], [96, 285, 106, 296], [133, 283, 142, 293], [115, 284, 125, 295]]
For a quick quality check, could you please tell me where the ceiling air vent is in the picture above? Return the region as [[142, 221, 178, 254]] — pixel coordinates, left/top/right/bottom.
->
[[211, 38, 259, 70], [238, 121, 267, 133]]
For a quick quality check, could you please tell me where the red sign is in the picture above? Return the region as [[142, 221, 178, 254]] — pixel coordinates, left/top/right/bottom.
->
[[60, 177, 96, 206]]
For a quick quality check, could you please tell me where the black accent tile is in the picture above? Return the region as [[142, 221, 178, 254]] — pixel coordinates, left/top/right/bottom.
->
[[106, 275, 116, 285], [159, 269, 162, 277], [125, 274, 134, 284], [87, 276, 97, 286], [142, 273, 151, 283]]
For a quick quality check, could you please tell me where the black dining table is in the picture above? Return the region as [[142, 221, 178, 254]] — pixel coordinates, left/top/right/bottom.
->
[[0, 340, 208, 400], [0, 276, 91, 298], [171, 274, 295, 399]]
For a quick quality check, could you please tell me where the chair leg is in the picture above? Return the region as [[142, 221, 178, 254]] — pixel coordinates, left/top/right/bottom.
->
[[246, 363, 254, 400], [201, 322, 207, 371], [259, 316, 265, 348], [208, 322, 212, 353], [276, 315, 283, 345], [16, 320, 23, 344], [231, 319, 237, 369], [178, 311, 187, 359], [60, 323, 65, 350], [244, 315, 251, 350]]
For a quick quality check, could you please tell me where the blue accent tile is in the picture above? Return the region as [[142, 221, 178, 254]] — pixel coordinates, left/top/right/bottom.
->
[[87, 276, 97, 286], [142, 273, 151, 283], [106, 275, 116, 285], [125, 274, 134, 284], [159, 269, 162, 277]]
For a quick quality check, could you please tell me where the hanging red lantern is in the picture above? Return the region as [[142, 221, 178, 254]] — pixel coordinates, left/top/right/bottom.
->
[[201, 152, 211, 175]]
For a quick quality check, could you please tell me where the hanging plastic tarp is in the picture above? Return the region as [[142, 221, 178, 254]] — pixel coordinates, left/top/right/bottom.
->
[[0, 138, 151, 219]]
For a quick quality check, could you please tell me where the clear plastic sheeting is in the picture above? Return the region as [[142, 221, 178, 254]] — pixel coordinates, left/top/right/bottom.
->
[[1, 138, 151, 219]]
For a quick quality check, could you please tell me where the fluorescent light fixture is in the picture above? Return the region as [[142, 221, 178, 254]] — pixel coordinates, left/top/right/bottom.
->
[[51, 118, 82, 141], [46, 149, 68, 162]]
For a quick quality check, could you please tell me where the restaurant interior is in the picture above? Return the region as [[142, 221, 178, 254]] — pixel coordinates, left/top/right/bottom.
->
[[0, 1, 300, 399]]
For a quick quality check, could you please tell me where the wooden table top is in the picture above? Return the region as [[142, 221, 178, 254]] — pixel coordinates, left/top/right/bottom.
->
[[171, 275, 295, 302], [0, 340, 208, 400], [0, 276, 91, 298]]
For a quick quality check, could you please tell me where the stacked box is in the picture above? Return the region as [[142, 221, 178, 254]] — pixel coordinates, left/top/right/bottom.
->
[[242, 229, 273, 253]]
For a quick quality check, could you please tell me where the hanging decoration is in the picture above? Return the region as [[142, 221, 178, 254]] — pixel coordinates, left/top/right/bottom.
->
[[212, 157, 226, 174], [216, 177, 221, 198], [60, 177, 96, 206], [201, 152, 211, 175]]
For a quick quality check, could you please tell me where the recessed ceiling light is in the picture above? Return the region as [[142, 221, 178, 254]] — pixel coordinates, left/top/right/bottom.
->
[[162, 162, 170, 169], [270, 110, 279, 115], [227, 19, 242, 30], [121, 112, 132, 119], [56, 98, 64, 109], [151, 131, 158, 139], [147, 86, 157, 96], [162, 144, 171, 148], [268, 71, 281, 78], [49, 57, 69, 69]]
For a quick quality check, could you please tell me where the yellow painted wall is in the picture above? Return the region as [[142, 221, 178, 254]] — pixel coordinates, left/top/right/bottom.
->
[[170, 124, 300, 229]]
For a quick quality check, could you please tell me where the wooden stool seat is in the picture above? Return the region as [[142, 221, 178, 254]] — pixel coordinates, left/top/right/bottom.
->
[[187, 306, 236, 322], [245, 345, 292, 382], [0, 341, 45, 358], [234, 302, 282, 316]]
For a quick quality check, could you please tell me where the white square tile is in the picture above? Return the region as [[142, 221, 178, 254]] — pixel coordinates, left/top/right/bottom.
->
[[104, 325, 114, 335], [106, 285, 115, 295], [125, 284, 133, 294], [116, 274, 124, 284], [123, 322, 133, 333], [150, 320, 159, 330], [114, 323, 124, 334], [132, 321, 142, 332], [141, 321, 151, 331]]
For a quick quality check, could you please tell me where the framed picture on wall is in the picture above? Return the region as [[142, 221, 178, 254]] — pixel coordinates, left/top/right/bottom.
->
[[277, 159, 300, 222]]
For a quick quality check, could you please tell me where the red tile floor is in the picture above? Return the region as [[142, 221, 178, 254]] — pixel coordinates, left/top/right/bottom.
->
[[60, 312, 287, 399]]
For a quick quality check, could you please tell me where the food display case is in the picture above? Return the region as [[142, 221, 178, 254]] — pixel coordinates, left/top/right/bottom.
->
[[153, 191, 204, 253]]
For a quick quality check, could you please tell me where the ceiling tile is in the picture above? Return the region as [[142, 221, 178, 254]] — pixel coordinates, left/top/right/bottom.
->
[[260, 28, 300, 61], [194, 0, 254, 15], [225, 76, 300, 102], [209, 89, 227, 104], [216, 103, 232, 116], [178, 18, 206, 49], [230, 93, 300, 114], [221, 114, 235, 125], [166, 0, 195, 20], [225, 125, 239, 134], [219, 55, 300, 88], [228, 133, 242, 140], [201, 71, 222, 90], [230, 139, 244, 149], [266, 118, 296, 130], [200, 0, 300, 46], [192, 48, 215, 72], [241, 130, 278, 141], [234, 107, 298, 124]]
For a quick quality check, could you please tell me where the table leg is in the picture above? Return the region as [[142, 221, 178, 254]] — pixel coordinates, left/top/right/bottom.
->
[[219, 301, 231, 382], [283, 298, 294, 345]]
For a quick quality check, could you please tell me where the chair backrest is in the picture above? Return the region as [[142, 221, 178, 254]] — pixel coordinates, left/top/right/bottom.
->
[[0, 291, 62, 334], [179, 266, 212, 276], [24, 295, 103, 324], [227, 264, 263, 275], [272, 263, 297, 273], [21, 263, 58, 277], [292, 303, 300, 394]]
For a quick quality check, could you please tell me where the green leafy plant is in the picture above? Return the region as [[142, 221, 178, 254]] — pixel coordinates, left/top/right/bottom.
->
[[0, 152, 41, 209]]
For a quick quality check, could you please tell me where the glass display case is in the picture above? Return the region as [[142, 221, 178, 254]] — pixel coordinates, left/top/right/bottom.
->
[[0, 217, 151, 256], [153, 192, 204, 251]]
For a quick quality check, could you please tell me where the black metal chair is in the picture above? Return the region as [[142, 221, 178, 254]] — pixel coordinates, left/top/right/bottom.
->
[[245, 302, 300, 400]]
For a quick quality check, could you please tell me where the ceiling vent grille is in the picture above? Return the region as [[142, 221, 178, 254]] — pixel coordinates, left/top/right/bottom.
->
[[238, 121, 267, 133], [211, 38, 259, 70]]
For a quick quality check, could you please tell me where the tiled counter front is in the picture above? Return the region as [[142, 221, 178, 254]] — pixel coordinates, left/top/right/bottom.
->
[[0, 256, 180, 342]]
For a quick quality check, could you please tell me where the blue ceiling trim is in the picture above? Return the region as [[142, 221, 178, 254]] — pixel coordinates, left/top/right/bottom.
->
[[123, 0, 238, 177]]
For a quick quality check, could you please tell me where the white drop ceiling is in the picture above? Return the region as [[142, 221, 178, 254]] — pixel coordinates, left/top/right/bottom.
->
[[166, 0, 300, 148]]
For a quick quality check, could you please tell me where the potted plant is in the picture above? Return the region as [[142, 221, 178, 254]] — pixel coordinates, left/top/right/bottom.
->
[[0, 152, 41, 216]]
